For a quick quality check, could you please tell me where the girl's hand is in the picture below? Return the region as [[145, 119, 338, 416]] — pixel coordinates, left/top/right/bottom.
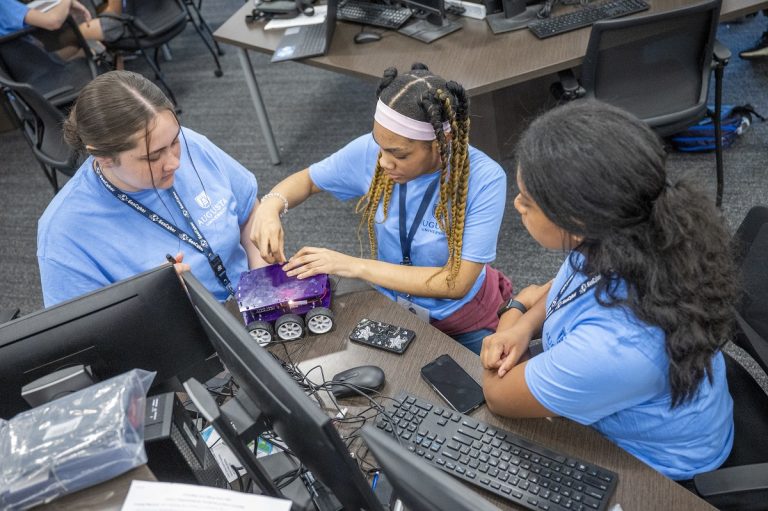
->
[[166, 252, 191, 275], [283, 247, 361, 279], [480, 322, 535, 377], [250, 209, 286, 264]]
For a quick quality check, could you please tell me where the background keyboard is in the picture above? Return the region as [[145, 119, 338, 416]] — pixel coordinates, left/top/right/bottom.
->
[[337, 0, 413, 29], [527, 0, 650, 39], [377, 393, 619, 511]]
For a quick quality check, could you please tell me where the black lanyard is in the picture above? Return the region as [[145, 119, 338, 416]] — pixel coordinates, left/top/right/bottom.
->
[[545, 271, 602, 321], [95, 166, 235, 297], [398, 176, 440, 266]]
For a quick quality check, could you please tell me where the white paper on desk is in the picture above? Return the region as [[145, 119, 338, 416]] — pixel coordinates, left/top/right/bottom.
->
[[121, 480, 292, 511], [264, 5, 327, 30]]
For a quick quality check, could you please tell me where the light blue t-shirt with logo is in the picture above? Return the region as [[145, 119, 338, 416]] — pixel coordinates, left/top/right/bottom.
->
[[0, 1, 29, 37], [525, 252, 734, 480], [309, 133, 506, 320], [37, 127, 258, 307]]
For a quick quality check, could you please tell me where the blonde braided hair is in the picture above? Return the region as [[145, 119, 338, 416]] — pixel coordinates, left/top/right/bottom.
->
[[354, 65, 472, 289]]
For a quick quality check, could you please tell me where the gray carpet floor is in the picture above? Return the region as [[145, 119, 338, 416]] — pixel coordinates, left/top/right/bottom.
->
[[1, 1, 767, 389]]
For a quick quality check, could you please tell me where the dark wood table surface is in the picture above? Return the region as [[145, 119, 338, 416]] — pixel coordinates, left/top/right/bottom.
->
[[272, 283, 717, 510]]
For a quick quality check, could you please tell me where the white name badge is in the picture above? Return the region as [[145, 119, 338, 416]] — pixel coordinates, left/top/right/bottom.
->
[[396, 296, 430, 323]]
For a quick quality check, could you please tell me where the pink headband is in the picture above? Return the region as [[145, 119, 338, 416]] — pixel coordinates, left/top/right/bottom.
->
[[374, 99, 450, 141]]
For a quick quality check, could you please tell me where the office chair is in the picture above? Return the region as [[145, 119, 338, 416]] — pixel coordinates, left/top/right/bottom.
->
[[0, 17, 103, 108], [692, 206, 768, 510], [362, 425, 503, 511], [0, 70, 83, 193], [182, 0, 225, 77], [551, 0, 730, 207], [89, 0, 190, 108]]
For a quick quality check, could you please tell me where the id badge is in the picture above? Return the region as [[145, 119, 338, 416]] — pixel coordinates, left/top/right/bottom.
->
[[396, 296, 430, 323]]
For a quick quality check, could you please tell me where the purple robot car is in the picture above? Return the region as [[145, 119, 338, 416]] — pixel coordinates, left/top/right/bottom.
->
[[236, 264, 333, 344]]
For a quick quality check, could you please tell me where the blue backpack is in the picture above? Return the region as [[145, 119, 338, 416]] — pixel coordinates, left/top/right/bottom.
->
[[669, 104, 765, 152]]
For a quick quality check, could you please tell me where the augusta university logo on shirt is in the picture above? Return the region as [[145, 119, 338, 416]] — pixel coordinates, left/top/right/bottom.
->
[[422, 203, 445, 236], [194, 191, 227, 227]]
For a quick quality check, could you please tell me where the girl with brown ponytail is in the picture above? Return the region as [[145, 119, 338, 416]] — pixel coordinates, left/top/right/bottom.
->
[[251, 63, 510, 353]]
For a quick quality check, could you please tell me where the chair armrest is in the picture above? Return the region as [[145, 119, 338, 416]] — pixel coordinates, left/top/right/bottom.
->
[[713, 39, 731, 65], [693, 462, 768, 497]]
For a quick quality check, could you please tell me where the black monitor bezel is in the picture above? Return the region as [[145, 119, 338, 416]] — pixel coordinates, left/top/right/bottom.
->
[[0, 264, 217, 419], [181, 271, 384, 511]]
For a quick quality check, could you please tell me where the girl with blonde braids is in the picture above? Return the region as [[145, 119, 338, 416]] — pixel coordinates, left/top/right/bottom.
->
[[251, 63, 509, 353]]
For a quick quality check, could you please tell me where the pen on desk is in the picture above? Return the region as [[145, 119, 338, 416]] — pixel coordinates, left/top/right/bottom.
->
[[371, 470, 380, 489]]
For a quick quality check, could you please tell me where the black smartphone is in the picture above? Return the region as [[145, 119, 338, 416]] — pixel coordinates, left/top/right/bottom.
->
[[420, 354, 485, 414]]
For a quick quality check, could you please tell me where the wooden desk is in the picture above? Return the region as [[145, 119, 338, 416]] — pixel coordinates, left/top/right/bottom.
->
[[214, 0, 768, 162], [275, 285, 716, 510]]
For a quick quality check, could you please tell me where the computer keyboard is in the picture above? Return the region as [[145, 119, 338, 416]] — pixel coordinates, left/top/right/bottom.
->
[[377, 393, 618, 511], [337, 0, 413, 29], [527, 0, 649, 39]]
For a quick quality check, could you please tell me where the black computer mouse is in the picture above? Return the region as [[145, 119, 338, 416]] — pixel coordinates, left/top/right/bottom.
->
[[353, 31, 382, 44], [330, 365, 385, 398]]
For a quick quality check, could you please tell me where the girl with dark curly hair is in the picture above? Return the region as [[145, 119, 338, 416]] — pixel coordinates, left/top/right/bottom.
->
[[481, 100, 738, 480], [251, 63, 509, 353]]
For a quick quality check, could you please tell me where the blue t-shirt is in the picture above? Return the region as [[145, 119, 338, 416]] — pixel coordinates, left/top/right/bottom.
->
[[309, 133, 506, 320], [37, 127, 258, 307], [0, 1, 29, 37], [525, 252, 734, 480]]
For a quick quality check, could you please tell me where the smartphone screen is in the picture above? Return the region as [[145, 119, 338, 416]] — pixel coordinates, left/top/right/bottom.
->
[[420, 354, 485, 414]]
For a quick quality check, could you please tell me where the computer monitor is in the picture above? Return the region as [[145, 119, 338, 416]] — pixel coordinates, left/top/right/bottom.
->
[[399, 0, 463, 43], [0, 264, 219, 419], [180, 272, 384, 511], [486, 0, 542, 34], [362, 425, 502, 511], [402, 0, 445, 26]]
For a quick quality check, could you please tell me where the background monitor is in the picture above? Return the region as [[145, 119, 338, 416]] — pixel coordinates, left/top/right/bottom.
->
[[0, 264, 219, 419], [362, 425, 502, 511], [402, 0, 445, 26], [181, 271, 385, 511], [486, 0, 542, 34]]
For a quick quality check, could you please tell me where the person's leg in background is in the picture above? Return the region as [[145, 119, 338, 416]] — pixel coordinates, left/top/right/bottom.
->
[[740, 10, 768, 59]]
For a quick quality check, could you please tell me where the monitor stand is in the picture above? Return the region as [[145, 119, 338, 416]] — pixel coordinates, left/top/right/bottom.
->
[[486, 0, 540, 34], [398, 18, 462, 43]]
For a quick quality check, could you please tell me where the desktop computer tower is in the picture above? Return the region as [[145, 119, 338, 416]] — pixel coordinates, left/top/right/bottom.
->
[[144, 392, 229, 489]]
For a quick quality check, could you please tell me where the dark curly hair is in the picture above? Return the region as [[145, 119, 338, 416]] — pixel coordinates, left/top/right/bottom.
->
[[516, 100, 738, 407]]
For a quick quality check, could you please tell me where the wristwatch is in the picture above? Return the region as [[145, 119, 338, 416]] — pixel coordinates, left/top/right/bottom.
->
[[497, 298, 528, 318]]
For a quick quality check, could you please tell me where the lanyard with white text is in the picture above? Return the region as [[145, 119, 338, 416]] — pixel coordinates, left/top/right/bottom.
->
[[545, 272, 602, 321], [398, 176, 440, 266], [95, 166, 235, 297]]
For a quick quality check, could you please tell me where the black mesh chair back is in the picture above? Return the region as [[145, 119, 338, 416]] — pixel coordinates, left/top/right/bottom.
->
[[89, 0, 190, 107], [692, 205, 768, 510], [0, 69, 82, 192], [733, 206, 768, 375], [0, 18, 99, 107], [581, 0, 720, 134]]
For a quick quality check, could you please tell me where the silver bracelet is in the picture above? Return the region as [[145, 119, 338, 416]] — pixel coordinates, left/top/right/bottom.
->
[[262, 192, 288, 218]]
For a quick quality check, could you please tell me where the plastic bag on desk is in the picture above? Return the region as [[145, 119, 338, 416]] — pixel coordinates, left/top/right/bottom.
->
[[0, 369, 155, 510]]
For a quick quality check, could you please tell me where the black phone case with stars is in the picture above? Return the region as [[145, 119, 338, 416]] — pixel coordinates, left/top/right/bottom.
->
[[349, 318, 416, 354]]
